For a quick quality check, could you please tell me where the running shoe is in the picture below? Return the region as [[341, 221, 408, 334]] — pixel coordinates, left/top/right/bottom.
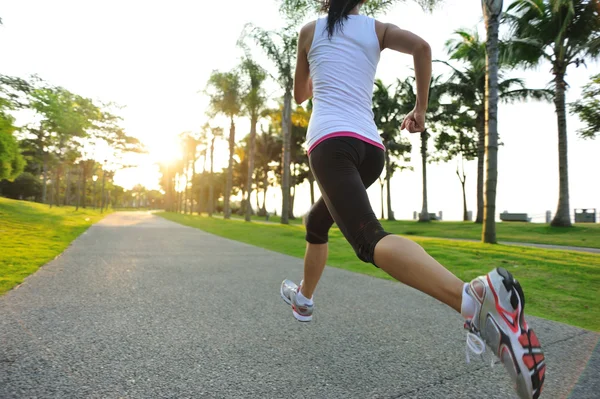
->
[[465, 267, 545, 399], [280, 279, 313, 322]]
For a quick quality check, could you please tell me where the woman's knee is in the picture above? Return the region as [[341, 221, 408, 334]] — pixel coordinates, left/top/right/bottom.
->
[[305, 210, 331, 244], [350, 220, 391, 264]]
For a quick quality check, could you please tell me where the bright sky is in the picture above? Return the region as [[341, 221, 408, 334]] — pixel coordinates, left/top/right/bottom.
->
[[2, 0, 599, 221]]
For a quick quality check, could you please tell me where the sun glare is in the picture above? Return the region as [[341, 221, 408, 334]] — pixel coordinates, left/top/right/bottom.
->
[[146, 135, 183, 165]]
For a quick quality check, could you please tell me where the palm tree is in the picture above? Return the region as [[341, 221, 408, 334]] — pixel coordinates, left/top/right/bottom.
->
[[195, 124, 210, 214], [240, 24, 296, 224], [505, 0, 600, 227], [441, 29, 553, 225], [240, 57, 267, 222], [255, 127, 281, 217], [373, 79, 412, 221], [396, 76, 449, 222], [480, 0, 504, 242], [208, 127, 223, 217], [206, 70, 242, 219]]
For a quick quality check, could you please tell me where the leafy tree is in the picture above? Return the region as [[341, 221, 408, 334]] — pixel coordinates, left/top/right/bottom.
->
[[570, 73, 600, 139]]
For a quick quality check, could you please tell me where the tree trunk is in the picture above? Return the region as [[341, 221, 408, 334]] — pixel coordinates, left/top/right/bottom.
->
[[76, 164, 82, 211], [457, 161, 468, 221], [191, 158, 196, 214], [209, 137, 215, 217], [482, 0, 501, 244], [245, 115, 258, 222], [81, 165, 88, 208], [224, 117, 235, 219], [379, 178, 385, 219], [475, 112, 485, 224], [281, 89, 292, 224], [100, 170, 106, 213], [288, 163, 296, 219], [92, 178, 97, 210], [308, 170, 315, 206], [42, 154, 48, 204], [64, 166, 71, 206], [54, 167, 61, 208], [551, 72, 571, 227], [262, 172, 269, 215], [384, 151, 395, 221], [419, 131, 430, 222]]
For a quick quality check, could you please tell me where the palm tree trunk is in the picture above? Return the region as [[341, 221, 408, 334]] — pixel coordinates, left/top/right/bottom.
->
[[255, 172, 261, 212], [379, 177, 385, 219], [42, 154, 48, 204], [224, 117, 235, 219], [419, 131, 430, 222], [54, 167, 61, 208], [482, 0, 501, 244], [209, 138, 215, 217], [476, 112, 485, 224], [308, 170, 315, 206], [76, 164, 82, 211], [551, 73, 571, 227], [100, 170, 106, 213], [245, 115, 258, 222], [64, 166, 71, 206], [385, 151, 395, 221], [262, 172, 268, 215], [81, 165, 88, 208], [281, 89, 292, 224], [191, 159, 196, 214]]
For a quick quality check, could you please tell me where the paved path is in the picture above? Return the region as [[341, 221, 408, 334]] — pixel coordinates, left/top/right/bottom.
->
[[1, 212, 598, 398]]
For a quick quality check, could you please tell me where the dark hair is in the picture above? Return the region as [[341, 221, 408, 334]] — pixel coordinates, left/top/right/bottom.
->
[[321, 0, 362, 38]]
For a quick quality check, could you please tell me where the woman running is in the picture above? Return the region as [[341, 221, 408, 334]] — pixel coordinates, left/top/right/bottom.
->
[[279, 1, 545, 398]]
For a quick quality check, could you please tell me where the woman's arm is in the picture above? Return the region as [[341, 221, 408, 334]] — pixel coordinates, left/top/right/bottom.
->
[[294, 21, 315, 104], [375, 21, 432, 132]]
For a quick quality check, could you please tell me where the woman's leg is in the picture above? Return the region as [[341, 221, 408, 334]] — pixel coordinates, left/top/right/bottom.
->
[[309, 137, 464, 314], [301, 242, 328, 299]]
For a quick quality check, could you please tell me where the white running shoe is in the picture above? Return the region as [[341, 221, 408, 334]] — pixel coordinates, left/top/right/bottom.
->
[[465, 267, 545, 399], [280, 279, 313, 322]]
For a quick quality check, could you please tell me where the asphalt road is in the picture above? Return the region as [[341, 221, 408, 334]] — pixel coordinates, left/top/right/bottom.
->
[[1, 212, 598, 398]]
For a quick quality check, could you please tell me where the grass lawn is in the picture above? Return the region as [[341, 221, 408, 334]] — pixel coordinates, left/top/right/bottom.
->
[[219, 213, 600, 248], [380, 220, 600, 249], [160, 212, 600, 332], [0, 197, 108, 295]]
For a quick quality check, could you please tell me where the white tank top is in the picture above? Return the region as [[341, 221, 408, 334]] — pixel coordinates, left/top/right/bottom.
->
[[307, 15, 384, 152]]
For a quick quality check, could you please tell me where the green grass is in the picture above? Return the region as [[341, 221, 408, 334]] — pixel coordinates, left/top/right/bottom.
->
[[207, 213, 600, 248], [380, 220, 600, 248], [0, 197, 108, 295], [159, 212, 600, 332]]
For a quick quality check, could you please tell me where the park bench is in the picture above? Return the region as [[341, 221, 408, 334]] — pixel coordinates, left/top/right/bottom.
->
[[574, 208, 597, 223], [500, 212, 531, 222]]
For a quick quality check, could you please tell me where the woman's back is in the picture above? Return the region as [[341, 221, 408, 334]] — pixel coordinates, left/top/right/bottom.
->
[[307, 15, 382, 151]]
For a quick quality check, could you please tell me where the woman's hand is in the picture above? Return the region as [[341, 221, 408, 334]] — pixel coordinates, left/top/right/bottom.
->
[[401, 108, 426, 133]]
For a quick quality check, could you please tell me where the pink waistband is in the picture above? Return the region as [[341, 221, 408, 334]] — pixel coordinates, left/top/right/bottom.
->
[[308, 132, 385, 155]]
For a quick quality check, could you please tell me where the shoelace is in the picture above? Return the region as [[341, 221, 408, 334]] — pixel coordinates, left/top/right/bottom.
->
[[464, 321, 494, 367]]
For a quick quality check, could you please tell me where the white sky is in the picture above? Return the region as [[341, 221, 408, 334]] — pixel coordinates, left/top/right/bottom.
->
[[2, 0, 598, 221]]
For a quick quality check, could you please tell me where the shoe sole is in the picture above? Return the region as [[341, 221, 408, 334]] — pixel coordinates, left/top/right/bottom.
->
[[280, 282, 312, 322], [488, 267, 545, 399]]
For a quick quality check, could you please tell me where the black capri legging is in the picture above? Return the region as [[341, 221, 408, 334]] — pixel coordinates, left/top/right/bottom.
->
[[305, 136, 391, 265]]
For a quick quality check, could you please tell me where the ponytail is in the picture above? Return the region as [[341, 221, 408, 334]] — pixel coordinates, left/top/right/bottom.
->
[[321, 0, 362, 38]]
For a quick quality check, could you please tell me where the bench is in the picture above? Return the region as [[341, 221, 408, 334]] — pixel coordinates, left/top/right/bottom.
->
[[500, 212, 531, 222]]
